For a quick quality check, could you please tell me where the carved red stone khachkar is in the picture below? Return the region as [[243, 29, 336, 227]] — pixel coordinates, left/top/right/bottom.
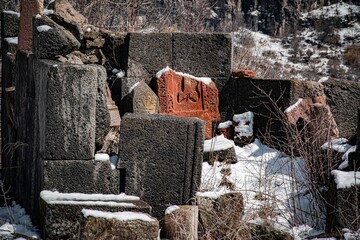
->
[[153, 69, 220, 139]]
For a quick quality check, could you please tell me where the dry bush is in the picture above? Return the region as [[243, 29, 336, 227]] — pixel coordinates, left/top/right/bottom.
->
[[344, 44, 360, 68]]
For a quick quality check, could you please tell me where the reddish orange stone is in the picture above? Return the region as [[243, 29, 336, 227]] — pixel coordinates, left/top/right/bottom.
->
[[18, 0, 44, 52], [153, 70, 220, 139], [231, 69, 256, 79]]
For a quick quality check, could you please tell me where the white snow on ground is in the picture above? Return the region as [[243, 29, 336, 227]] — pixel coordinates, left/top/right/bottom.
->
[[321, 138, 352, 153], [43, 9, 54, 15], [94, 153, 110, 161], [0, 202, 40, 239], [203, 135, 235, 152], [37, 25, 53, 32], [41, 190, 140, 202], [332, 170, 360, 189], [199, 138, 326, 238], [156, 66, 212, 85], [339, 145, 357, 169], [302, 2, 360, 19], [81, 209, 155, 222]]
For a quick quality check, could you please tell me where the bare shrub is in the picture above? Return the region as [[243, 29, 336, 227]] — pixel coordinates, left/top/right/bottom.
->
[[344, 44, 360, 68]]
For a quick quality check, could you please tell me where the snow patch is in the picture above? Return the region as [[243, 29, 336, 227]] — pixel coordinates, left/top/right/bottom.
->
[[318, 76, 329, 83], [339, 145, 357, 170], [116, 70, 125, 78], [82, 209, 155, 222], [217, 121, 232, 129], [156, 66, 212, 85], [233, 111, 254, 137], [165, 205, 180, 215], [44, 9, 54, 15], [41, 190, 140, 202], [129, 82, 140, 92], [204, 135, 235, 152], [95, 153, 110, 161], [321, 138, 352, 153], [332, 170, 360, 189], [47, 200, 135, 207], [3, 10, 20, 17], [285, 98, 303, 113], [303, 2, 360, 19], [4, 37, 18, 45], [37, 25, 53, 32]]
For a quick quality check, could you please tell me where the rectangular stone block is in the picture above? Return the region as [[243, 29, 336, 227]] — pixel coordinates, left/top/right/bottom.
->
[[219, 77, 292, 146], [127, 33, 172, 78], [1, 11, 20, 38], [37, 60, 99, 159], [40, 191, 151, 239], [80, 209, 159, 240], [118, 114, 205, 219], [323, 79, 360, 138], [172, 33, 233, 78], [44, 159, 119, 194]]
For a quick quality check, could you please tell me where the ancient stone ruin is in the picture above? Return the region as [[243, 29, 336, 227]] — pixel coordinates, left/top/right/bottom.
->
[[1, 0, 360, 239]]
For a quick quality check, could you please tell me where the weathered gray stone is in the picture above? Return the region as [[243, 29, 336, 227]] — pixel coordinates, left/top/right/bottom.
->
[[326, 172, 360, 232], [37, 59, 99, 159], [1, 11, 19, 37], [43, 159, 119, 194], [118, 114, 205, 219], [47, 0, 86, 40], [80, 210, 159, 240], [95, 67, 111, 151], [172, 33, 233, 79], [127, 33, 172, 78], [40, 191, 151, 239], [323, 79, 360, 138], [33, 15, 80, 59], [248, 223, 293, 240], [122, 81, 159, 115]]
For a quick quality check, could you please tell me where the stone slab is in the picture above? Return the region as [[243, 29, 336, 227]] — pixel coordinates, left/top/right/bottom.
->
[[33, 15, 80, 59], [322, 79, 360, 138], [40, 191, 151, 239], [118, 114, 205, 219], [37, 60, 98, 159], [127, 33, 172, 78], [43, 159, 119, 194], [172, 33, 233, 79], [1, 11, 19, 37], [80, 210, 159, 240]]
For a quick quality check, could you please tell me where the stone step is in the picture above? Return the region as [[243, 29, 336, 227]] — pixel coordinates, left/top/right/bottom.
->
[[40, 190, 152, 239], [80, 209, 159, 240]]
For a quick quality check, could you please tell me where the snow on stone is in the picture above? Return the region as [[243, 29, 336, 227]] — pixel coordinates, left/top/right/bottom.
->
[[112, 68, 120, 74], [116, 70, 125, 78], [203, 134, 235, 152], [165, 205, 180, 215], [3, 10, 20, 17], [156, 66, 212, 85], [41, 190, 140, 202], [318, 76, 329, 83], [86, 27, 92, 32], [233, 111, 254, 137], [95, 153, 110, 161], [43, 9, 54, 15], [82, 209, 155, 222], [5, 37, 18, 45], [284, 98, 303, 113], [217, 120, 232, 129], [321, 138, 352, 153], [37, 25, 53, 32], [47, 200, 135, 207], [339, 145, 357, 169], [129, 82, 140, 92], [332, 170, 360, 189], [196, 190, 233, 200], [250, 10, 260, 16]]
